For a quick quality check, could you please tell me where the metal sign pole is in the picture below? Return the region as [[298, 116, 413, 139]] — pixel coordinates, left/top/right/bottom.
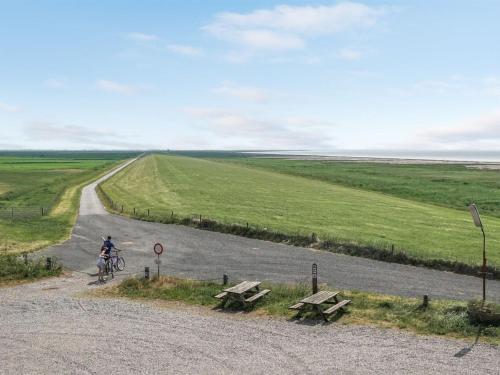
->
[[481, 226, 486, 302], [153, 243, 164, 280], [469, 204, 487, 303]]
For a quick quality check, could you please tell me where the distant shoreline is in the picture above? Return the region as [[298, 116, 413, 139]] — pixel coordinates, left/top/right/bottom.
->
[[245, 151, 500, 165]]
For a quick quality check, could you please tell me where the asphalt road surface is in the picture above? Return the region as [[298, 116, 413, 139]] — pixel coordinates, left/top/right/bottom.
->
[[43, 159, 500, 303]]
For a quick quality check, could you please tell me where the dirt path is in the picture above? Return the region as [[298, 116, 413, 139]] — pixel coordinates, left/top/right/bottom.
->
[[1, 274, 499, 375]]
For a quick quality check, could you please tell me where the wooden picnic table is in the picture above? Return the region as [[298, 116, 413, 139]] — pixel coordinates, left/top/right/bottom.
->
[[290, 290, 351, 322], [214, 281, 270, 308]]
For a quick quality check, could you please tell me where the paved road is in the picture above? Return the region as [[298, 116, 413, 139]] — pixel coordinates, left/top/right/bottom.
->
[[1, 274, 499, 375], [43, 159, 500, 302]]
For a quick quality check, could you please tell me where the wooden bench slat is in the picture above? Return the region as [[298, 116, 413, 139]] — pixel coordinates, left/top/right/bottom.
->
[[300, 291, 339, 305], [245, 289, 270, 303], [214, 292, 228, 299], [224, 281, 261, 294], [323, 300, 351, 315], [289, 302, 305, 310]]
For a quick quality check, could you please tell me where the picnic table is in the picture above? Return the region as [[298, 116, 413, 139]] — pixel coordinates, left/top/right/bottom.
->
[[214, 281, 270, 308], [289, 290, 351, 322]]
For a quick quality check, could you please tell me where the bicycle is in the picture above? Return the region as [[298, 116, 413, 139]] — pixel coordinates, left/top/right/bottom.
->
[[111, 249, 125, 272], [104, 255, 114, 279]]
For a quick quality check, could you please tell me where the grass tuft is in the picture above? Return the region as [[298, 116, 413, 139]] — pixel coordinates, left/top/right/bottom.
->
[[0, 254, 62, 284]]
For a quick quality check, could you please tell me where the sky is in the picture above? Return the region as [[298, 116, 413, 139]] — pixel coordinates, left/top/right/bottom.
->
[[1, 0, 500, 151]]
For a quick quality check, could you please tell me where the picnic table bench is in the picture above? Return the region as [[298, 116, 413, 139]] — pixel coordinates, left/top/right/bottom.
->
[[289, 290, 351, 322], [215, 281, 270, 308]]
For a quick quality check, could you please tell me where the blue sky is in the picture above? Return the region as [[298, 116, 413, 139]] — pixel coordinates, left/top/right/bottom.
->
[[1, 0, 500, 150]]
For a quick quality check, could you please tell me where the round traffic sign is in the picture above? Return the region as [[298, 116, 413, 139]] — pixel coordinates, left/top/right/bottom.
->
[[153, 243, 164, 255]]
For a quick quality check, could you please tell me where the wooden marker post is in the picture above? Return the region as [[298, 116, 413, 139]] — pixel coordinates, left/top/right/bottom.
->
[[312, 263, 318, 294]]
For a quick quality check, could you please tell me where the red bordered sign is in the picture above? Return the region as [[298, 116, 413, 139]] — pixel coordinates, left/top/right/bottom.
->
[[153, 243, 164, 255]]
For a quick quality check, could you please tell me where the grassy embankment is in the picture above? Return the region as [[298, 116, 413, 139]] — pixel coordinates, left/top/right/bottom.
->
[[100, 276, 500, 344], [101, 154, 500, 269], [0, 152, 137, 254], [226, 157, 500, 218]]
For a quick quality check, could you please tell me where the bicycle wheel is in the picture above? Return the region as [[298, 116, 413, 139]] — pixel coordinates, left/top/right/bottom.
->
[[116, 257, 125, 271], [105, 259, 114, 279]]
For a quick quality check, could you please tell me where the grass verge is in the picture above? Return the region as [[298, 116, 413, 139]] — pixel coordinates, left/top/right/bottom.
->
[[0, 254, 62, 285], [100, 276, 500, 345], [0, 157, 130, 254]]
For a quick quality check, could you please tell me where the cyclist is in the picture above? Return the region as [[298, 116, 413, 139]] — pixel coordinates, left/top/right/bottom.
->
[[103, 235, 115, 256], [102, 235, 123, 271]]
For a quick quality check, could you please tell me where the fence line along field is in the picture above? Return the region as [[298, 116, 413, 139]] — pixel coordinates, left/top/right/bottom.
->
[[101, 154, 500, 268], [0, 151, 138, 253]]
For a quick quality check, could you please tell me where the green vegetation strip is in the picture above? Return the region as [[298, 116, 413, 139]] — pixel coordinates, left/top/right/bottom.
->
[[103, 276, 500, 344], [101, 155, 500, 270], [0, 254, 61, 284], [0, 152, 138, 254]]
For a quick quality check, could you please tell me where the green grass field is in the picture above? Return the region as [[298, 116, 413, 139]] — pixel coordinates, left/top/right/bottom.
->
[[219, 158, 500, 218], [0, 151, 137, 253], [101, 154, 500, 267]]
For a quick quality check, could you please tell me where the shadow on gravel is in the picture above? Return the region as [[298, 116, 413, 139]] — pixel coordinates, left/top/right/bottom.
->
[[288, 310, 346, 326], [212, 303, 256, 315], [290, 318, 333, 327], [87, 280, 106, 286], [454, 327, 483, 358]]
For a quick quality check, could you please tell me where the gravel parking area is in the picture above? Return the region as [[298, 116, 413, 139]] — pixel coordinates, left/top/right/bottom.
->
[[1, 274, 499, 375]]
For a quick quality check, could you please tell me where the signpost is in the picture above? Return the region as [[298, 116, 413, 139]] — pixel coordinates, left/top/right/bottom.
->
[[312, 263, 318, 294], [468, 204, 487, 302], [153, 242, 164, 279]]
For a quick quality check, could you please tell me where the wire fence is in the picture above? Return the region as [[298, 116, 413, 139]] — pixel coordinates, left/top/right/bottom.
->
[[0, 206, 49, 220], [96, 184, 500, 280]]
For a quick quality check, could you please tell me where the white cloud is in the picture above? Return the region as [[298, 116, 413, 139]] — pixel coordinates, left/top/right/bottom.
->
[[182, 107, 336, 149], [212, 83, 269, 102], [167, 44, 204, 57], [24, 121, 154, 149], [126, 32, 159, 42], [338, 48, 363, 60], [204, 3, 384, 51], [26, 122, 114, 141], [0, 102, 21, 113], [418, 111, 500, 149], [96, 80, 142, 95], [231, 30, 304, 50]]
